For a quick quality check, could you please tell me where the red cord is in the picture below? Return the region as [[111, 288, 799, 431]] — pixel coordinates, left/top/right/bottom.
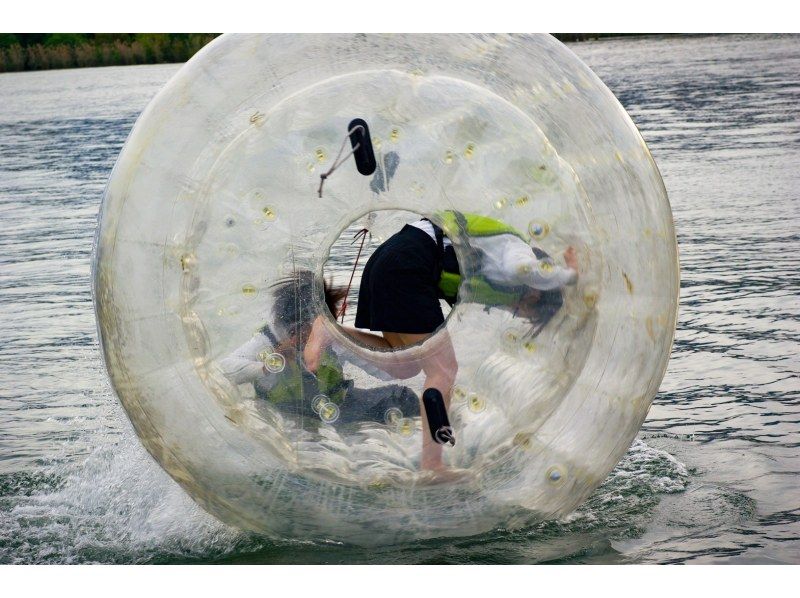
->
[[339, 227, 370, 323]]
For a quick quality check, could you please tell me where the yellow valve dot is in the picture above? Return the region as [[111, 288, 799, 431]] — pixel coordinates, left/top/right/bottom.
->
[[390, 128, 400, 142], [319, 402, 340, 423], [398, 418, 414, 437], [180, 253, 196, 272], [468, 393, 486, 413], [264, 352, 285, 373], [583, 291, 599, 309], [513, 433, 532, 450], [538, 259, 555, 274], [464, 143, 476, 159], [315, 148, 327, 163], [311, 394, 329, 413], [241, 284, 258, 298], [262, 207, 276, 221]]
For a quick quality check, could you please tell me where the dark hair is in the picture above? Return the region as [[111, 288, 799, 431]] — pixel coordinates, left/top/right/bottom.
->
[[269, 270, 346, 339], [531, 289, 563, 332]]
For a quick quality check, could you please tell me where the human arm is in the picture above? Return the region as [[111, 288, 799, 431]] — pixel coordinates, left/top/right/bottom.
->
[[218, 333, 278, 388], [304, 316, 422, 379]]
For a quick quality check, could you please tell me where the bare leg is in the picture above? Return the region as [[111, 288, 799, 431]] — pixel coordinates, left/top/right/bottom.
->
[[305, 317, 458, 470], [339, 326, 394, 351], [383, 331, 458, 470]]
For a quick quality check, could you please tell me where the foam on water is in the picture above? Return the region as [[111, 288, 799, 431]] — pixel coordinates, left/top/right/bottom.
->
[[0, 355, 243, 564], [0, 409, 693, 563]]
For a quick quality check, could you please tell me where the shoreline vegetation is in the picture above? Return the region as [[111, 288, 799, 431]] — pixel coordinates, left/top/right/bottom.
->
[[0, 33, 218, 73], [0, 33, 647, 74]]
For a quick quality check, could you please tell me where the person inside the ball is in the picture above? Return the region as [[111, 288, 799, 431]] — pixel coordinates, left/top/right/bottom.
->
[[304, 209, 579, 472], [220, 270, 420, 426]]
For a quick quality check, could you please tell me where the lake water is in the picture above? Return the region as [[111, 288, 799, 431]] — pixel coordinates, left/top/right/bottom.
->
[[0, 34, 798, 564]]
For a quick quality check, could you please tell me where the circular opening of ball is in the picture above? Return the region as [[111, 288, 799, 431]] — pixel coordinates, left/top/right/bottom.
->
[[321, 209, 457, 351]]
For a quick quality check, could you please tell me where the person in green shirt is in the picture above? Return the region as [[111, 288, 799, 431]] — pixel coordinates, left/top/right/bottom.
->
[[220, 271, 419, 426]]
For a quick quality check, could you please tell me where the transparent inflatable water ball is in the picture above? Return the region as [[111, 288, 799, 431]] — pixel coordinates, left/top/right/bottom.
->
[[93, 34, 678, 544]]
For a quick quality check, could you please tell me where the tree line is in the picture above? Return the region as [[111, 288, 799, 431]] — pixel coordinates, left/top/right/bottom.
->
[[0, 33, 219, 73], [0, 33, 635, 73]]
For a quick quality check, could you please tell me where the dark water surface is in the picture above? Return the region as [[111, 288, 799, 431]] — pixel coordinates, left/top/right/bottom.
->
[[0, 34, 798, 564]]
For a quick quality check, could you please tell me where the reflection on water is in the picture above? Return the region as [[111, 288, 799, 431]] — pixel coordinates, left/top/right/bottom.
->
[[0, 35, 798, 563]]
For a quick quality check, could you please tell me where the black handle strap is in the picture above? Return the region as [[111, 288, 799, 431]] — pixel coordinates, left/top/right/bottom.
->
[[348, 118, 377, 176], [422, 388, 455, 446]]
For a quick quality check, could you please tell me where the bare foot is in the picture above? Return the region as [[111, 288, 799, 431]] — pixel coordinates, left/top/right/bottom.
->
[[564, 245, 578, 271]]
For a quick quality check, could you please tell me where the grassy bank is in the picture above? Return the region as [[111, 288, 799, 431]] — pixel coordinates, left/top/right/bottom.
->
[[0, 33, 219, 73], [0, 33, 645, 73]]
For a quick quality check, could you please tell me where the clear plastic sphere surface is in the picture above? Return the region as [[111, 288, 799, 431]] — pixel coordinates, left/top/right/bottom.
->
[[93, 33, 679, 544]]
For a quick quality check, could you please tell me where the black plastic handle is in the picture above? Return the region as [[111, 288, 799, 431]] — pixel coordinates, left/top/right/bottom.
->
[[422, 388, 455, 446], [348, 118, 377, 176]]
